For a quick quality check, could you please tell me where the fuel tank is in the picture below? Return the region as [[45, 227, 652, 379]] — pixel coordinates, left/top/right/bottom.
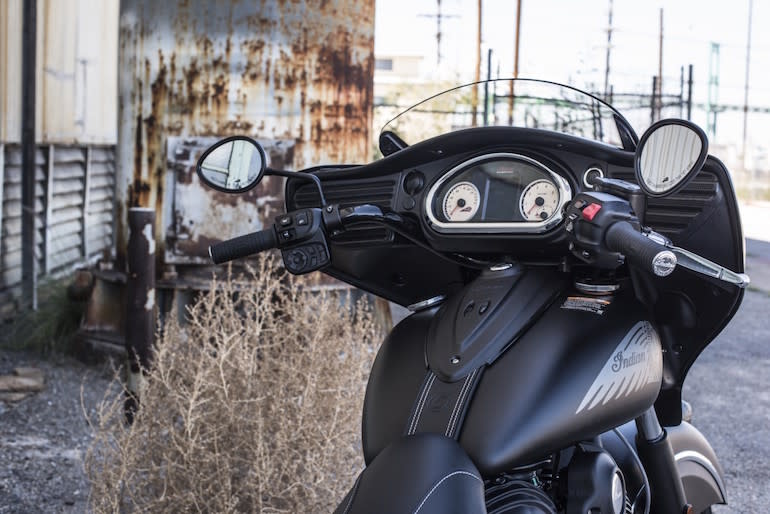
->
[[362, 270, 663, 476]]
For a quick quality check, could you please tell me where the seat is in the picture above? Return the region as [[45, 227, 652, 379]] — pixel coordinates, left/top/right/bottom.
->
[[333, 433, 487, 514]]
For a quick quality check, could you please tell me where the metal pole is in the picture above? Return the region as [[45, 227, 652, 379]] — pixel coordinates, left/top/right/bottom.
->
[[21, 0, 38, 310], [603, 0, 613, 100], [651, 76, 658, 125], [508, 0, 522, 125], [657, 8, 664, 120], [687, 65, 693, 121], [679, 66, 684, 118], [125, 207, 156, 423], [472, 0, 482, 127], [742, 0, 753, 160], [483, 48, 492, 126]]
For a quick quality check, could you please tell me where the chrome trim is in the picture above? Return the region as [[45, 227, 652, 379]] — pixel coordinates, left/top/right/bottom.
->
[[424, 153, 572, 234], [489, 263, 513, 271], [574, 281, 620, 294], [408, 295, 446, 312], [675, 450, 727, 499], [583, 166, 604, 188]]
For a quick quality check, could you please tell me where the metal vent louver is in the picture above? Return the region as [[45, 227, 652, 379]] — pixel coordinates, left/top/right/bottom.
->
[[293, 179, 397, 244]]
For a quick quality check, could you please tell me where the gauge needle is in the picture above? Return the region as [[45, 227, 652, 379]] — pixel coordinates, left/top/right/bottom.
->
[[528, 203, 539, 214]]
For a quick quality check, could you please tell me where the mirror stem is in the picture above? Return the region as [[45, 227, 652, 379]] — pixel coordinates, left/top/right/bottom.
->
[[265, 168, 327, 207]]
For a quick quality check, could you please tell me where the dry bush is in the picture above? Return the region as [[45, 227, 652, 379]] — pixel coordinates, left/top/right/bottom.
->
[[85, 257, 380, 513]]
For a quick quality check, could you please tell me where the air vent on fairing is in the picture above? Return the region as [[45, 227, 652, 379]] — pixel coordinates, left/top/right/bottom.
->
[[608, 169, 719, 237], [293, 180, 397, 244]]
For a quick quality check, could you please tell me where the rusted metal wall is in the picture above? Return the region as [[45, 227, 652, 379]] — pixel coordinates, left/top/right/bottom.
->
[[117, 0, 375, 267]]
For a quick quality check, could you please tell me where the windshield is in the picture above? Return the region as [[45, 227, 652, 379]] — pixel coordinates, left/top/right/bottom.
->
[[379, 79, 637, 152]]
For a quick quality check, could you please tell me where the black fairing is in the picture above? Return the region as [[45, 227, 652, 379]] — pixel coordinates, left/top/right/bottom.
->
[[286, 129, 744, 429], [363, 277, 662, 475]]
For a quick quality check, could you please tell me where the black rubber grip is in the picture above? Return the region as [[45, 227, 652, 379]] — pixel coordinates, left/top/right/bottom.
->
[[605, 221, 669, 274], [208, 228, 277, 264]]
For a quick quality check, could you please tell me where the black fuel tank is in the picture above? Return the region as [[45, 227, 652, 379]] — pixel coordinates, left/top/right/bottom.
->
[[362, 279, 663, 476]]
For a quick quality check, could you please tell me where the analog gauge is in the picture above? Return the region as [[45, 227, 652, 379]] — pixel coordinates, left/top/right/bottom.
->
[[520, 179, 560, 222], [442, 181, 480, 222]]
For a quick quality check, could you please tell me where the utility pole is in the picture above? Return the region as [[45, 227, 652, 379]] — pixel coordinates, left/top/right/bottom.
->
[[657, 8, 663, 120], [418, 0, 459, 67], [603, 0, 614, 100], [742, 0, 753, 161], [472, 0, 482, 126], [508, 0, 522, 125], [707, 43, 720, 138]]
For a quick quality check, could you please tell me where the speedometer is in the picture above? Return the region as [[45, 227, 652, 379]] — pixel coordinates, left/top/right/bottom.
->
[[443, 182, 480, 222], [520, 179, 559, 221]]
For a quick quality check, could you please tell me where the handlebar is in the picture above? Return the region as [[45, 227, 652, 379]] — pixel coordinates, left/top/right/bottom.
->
[[208, 227, 278, 264], [605, 221, 677, 277]]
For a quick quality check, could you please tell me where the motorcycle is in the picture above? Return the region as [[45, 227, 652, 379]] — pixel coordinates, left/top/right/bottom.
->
[[195, 79, 748, 514]]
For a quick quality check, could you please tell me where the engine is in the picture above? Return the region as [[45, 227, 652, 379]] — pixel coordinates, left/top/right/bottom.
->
[[484, 447, 631, 514]]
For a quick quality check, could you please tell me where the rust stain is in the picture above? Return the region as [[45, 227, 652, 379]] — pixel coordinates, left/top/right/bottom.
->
[[120, 0, 375, 263]]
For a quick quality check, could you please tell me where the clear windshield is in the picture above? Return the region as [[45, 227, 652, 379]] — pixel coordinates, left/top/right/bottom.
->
[[379, 79, 636, 150]]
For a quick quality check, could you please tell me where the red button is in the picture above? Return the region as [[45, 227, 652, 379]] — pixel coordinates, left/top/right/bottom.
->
[[582, 202, 602, 221]]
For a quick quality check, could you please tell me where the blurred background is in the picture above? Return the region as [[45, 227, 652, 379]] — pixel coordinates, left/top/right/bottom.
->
[[1, 0, 768, 324]]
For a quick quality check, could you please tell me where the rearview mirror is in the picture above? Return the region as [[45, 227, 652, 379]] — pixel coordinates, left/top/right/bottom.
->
[[635, 119, 708, 197], [196, 136, 266, 193]]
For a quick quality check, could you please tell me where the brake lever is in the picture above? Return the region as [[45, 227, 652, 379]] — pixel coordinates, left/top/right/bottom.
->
[[666, 246, 750, 288], [642, 229, 750, 288]]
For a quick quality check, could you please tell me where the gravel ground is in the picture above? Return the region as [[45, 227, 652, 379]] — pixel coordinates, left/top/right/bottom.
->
[[0, 354, 113, 514], [0, 290, 767, 513]]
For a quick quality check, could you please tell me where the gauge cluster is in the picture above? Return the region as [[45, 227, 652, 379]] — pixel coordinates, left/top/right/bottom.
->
[[425, 153, 572, 234]]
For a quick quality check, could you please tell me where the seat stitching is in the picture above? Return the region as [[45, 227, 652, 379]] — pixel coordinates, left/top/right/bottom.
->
[[341, 474, 362, 514], [449, 369, 478, 437], [409, 373, 436, 435], [412, 471, 482, 514], [407, 372, 433, 435], [445, 370, 476, 437]]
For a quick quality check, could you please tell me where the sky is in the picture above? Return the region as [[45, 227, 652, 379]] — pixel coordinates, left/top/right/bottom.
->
[[374, 0, 770, 150]]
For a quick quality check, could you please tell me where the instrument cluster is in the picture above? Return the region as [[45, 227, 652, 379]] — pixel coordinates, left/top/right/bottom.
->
[[425, 153, 572, 234]]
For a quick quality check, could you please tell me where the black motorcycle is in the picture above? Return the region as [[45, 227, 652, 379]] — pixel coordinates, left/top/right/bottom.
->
[[195, 79, 748, 514]]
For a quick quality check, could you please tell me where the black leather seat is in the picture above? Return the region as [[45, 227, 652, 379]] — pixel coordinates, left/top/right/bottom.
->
[[333, 433, 487, 514]]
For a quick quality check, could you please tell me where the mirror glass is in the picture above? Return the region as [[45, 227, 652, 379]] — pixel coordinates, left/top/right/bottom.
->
[[197, 137, 265, 192], [636, 122, 706, 196]]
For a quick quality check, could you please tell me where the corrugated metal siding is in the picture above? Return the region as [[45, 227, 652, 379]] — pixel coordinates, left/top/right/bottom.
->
[[0, 145, 45, 318], [0, 143, 116, 319], [0, 0, 119, 144]]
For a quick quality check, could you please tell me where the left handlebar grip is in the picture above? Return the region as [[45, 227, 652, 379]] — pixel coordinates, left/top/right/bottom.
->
[[208, 228, 277, 264]]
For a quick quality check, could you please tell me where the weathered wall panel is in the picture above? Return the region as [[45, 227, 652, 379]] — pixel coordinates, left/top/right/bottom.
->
[[117, 0, 375, 264], [0, 0, 119, 144], [0, 143, 116, 318]]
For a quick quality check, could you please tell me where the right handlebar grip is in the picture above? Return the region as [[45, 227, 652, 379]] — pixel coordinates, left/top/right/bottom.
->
[[208, 227, 277, 264], [605, 221, 677, 277]]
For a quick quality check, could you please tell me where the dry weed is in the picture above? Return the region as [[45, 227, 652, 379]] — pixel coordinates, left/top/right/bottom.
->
[[85, 257, 379, 513]]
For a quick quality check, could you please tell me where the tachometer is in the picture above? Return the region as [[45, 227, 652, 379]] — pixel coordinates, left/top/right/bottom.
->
[[520, 179, 559, 221], [443, 181, 480, 222]]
